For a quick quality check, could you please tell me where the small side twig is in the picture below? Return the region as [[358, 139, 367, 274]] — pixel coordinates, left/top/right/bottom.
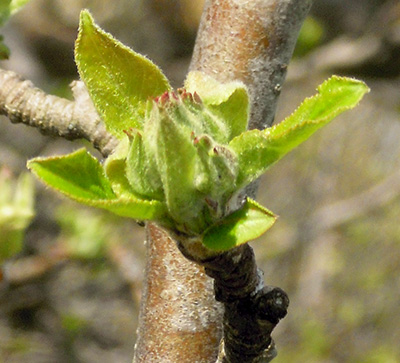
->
[[0, 69, 117, 156]]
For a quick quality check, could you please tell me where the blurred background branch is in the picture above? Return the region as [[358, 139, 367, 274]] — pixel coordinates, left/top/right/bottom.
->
[[0, 70, 117, 156]]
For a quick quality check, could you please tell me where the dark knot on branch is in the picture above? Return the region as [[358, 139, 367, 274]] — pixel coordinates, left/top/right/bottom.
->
[[254, 286, 289, 324]]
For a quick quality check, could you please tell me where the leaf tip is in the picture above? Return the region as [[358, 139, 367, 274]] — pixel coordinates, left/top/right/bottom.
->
[[26, 157, 40, 173], [79, 9, 94, 28], [320, 75, 370, 100]]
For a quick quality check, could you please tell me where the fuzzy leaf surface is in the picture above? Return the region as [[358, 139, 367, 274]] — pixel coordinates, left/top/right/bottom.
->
[[126, 129, 164, 200], [75, 10, 170, 138], [27, 149, 165, 220], [202, 198, 277, 251], [152, 105, 206, 232], [230, 76, 370, 187], [185, 71, 249, 142], [103, 136, 137, 198]]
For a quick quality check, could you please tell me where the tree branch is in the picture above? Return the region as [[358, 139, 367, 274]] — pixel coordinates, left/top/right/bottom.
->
[[185, 0, 312, 361], [133, 223, 223, 362], [0, 69, 117, 157]]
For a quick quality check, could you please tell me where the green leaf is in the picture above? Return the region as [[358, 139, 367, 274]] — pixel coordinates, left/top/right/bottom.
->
[[27, 149, 166, 220], [75, 9, 170, 138], [85, 197, 167, 221], [193, 135, 238, 213], [230, 76, 370, 187], [126, 129, 164, 200], [28, 149, 116, 201], [202, 198, 277, 251], [151, 102, 206, 232], [103, 136, 137, 198], [185, 71, 249, 141]]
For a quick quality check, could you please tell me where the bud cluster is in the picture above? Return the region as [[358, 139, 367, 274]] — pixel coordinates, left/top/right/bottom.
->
[[29, 11, 367, 252], [117, 89, 240, 234]]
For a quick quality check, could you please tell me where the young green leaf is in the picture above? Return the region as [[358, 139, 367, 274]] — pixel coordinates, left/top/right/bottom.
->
[[185, 71, 249, 141], [193, 135, 238, 212], [87, 197, 167, 221], [28, 149, 116, 201], [103, 136, 138, 198], [75, 10, 170, 138], [27, 149, 166, 220], [153, 103, 205, 232], [230, 76, 370, 187], [126, 129, 164, 200], [202, 198, 277, 251]]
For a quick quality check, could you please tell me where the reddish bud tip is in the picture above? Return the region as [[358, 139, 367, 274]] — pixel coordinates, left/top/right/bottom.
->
[[159, 91, 170, 105], [193, 92, 202, 104], [123, 128, 133, 138]]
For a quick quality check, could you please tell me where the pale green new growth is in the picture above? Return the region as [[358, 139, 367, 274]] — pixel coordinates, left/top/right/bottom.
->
[[185, 71, 249, 141], [153, 102, 205, 232], [28, 10, 369, 252], [126, 130, 164, 201]]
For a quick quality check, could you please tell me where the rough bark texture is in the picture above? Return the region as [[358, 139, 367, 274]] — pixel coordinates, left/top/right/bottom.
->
[[133, 223, 223, 362], [0, 69, 117, 157]]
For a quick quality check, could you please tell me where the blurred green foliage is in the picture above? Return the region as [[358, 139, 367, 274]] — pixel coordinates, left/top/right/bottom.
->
[[0, 169, 35, 262], [294, 16, 324, 57], [56, 206, 112, 260], [1, 336, 31, 358], [61, 313, 88, 336], [0, 0, 31, 59]]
